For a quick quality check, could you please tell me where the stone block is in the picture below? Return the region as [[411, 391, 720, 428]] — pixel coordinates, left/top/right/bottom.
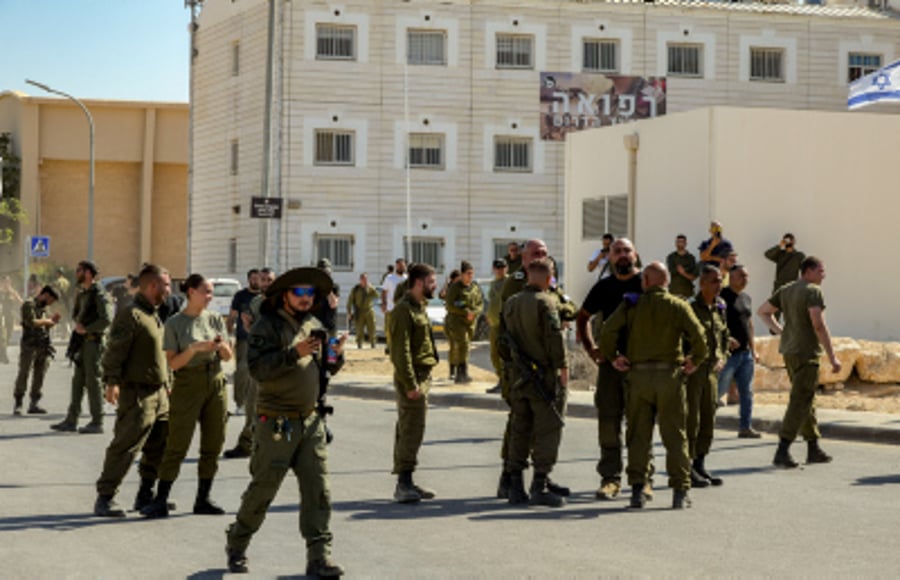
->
[[754, 336, 784, 369], [855, 340, 900, 383], [818, 337, 858, 384]]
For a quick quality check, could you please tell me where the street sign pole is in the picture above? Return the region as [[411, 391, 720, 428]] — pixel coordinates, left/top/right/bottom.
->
[[23, 235, 29, 298]]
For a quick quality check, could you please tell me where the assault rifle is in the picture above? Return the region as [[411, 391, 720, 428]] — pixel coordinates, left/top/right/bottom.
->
[[310, 328, 336, 444], [501, 330, 565, 426], [65, 331, 85, 364]]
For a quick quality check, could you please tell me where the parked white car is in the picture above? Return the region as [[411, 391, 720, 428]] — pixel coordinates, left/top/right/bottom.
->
[[209, 278, 242, 317]]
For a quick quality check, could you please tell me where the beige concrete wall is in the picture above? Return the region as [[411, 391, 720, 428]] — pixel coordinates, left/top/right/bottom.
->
[[151, 163, 189, 276], [565, 106, 900, 341]]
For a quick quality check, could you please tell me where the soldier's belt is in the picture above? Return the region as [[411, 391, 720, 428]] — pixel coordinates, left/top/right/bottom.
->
[[85, 333, 103, 342], [257, 406, 315, 420], [630, 361, 678, 371], [175, 361, 222, 376]]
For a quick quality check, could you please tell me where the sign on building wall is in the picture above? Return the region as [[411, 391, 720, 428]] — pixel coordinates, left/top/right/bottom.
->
[[540, 73, 666, 141], [250, 197, 283, 219]]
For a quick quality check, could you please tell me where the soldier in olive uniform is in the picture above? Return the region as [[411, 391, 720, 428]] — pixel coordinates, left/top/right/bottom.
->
[[495, 240, 576, 500], [225, 267, 345, 577], [347, 273, 378, 349], [764, 233, 805, 293], [13, 286, 61, 415], [666, 234, 698, 299], [93, 265, 171, 518], [485, 259, 508, 394], [599, 263, 708, 510], [500, 259, 569, 508], [686, 265, 732, 488], [758, 256, 840, 469], [389, 263, 439, 504], [504, 241, 522, 274], [444, 261, 484, 384], [141, 274, 234, 518], [52, 260, 113, 434]]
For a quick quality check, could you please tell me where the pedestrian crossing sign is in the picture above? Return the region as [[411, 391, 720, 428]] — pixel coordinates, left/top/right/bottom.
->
[[30, 236, 50, 258]]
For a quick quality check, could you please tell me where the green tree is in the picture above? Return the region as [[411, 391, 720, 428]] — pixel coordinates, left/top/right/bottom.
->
[[0, 132, 28, 244]]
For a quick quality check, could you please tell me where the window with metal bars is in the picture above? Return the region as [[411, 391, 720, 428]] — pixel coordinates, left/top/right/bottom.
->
[[496, 34, 534, 69], [316, 234, 354, 271], [407, 29, 447, 65], [316, 24, 356, 60], [494, 137, 532, 172], [314, 130, 354, 166], [583, 39, 618, 73], [408, 133, 444, 169], [404, 237, 444, 272], [848, 53, 882, 82], [667, 43, 703, 78], [582, 195, 628, 240], [750, 47, 784, 82]]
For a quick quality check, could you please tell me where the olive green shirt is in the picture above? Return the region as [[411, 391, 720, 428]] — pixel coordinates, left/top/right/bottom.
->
[[163, 310, 227, 369], [599, 285, 708, 365], [499, 286, 567, 371], [73, 281, 113, 336], [101, 293, 168, 386], [486, 276, 507, 326], [389, 294, 438, 393], [20, 298, 50, 347], [688, 293, 730, 363], [445, 280, 484, 321], [764, 246, 806, 291], [666, 251, 698, 298], [768, 280, 825, 358], [500, 269, 577, 322], [347, 284, 378, 316]]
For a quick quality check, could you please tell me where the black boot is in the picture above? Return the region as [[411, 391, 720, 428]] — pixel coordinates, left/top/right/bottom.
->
[[393, 470, 422, 504], [629, 485, 646, 509], [672, 489, 692, 509], [94, 494, 126, 518], [507, 470, 529, 505], [529, 473, 565, 508], [693, 455, 722, 486], [409, 472, 435, 500], [690, 466, 710, 488], [496, 471, 511, 499], [226, 547, 249, 574], [773, 438, 799, 468], [27, 400, 47, 414], [306, 557, 344, 578], [455, 363, 473, 384], [133, 478, 155, 511], [194, 478, 226, 515], [141, 479, 173, 518], [545, 477, 570, 497], [806, 439, 833, 464]]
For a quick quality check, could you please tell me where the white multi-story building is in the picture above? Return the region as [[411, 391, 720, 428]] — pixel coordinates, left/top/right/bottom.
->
[[190, 0, 900, 288]]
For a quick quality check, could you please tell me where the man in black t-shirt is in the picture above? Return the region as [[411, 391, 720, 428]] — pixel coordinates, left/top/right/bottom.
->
[[575, 238, 645, 501], [717, 264, 760, 438]]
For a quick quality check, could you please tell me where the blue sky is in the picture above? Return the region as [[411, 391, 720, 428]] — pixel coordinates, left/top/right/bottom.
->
[[1, 0, 191, 102]]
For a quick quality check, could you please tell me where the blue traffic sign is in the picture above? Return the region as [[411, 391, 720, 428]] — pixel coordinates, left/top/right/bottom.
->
[[30, 236, 50, 258]]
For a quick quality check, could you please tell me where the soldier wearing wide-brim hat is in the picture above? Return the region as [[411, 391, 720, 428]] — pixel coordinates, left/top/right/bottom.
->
[[226, 266, 344, 577]]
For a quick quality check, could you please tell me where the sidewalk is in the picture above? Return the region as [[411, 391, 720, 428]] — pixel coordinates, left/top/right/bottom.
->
[[331, 373, 900, 445]]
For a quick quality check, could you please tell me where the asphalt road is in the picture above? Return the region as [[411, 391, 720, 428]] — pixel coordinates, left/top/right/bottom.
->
[[2, 353, 900, 578]]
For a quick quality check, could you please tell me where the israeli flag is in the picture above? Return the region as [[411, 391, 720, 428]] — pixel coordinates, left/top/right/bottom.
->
[[848, 59, 900, 110]]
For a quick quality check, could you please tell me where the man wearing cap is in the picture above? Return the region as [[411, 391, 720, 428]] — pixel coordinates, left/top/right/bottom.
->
[[51, 260, 113, 434], [485, 258, 508, 394], [389, 263, 439, 504], [226, 267, 345, 577], [13, 285, 61, 415]]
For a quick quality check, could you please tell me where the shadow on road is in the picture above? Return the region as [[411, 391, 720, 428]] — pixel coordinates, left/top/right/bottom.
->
[[423, 437, 500, 446], [852, 474, 900, 486], [0, 511, 189, 532]]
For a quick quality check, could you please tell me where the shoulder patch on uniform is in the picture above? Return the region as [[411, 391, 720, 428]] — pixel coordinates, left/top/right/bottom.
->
[[715, 297, 727, 312], [623, 292, 640, 307], [513, 271, 525, 280]]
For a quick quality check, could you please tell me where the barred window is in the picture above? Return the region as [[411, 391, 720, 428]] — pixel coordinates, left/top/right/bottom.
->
[[848, 52, 882, 83], [496, 34, 534, 69], [493, 239, 520, 261], [582, 195, 628, 240], [314, 130, 354, 166], [316, 234, 354, 271], [404, 237, 444, 272], [667, 43, 703, 78], [494, 137, 532, 173], [583, 39, 618, 73], [316, 24, 356, 60], [750, 47, 784, 82], [408, 29, 447, 65], [408, 133, 444, 169]]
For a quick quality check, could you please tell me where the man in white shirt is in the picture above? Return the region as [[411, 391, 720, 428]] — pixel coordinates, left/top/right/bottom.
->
[[587, 234, 614, 279], [381, 258, 408, 355]]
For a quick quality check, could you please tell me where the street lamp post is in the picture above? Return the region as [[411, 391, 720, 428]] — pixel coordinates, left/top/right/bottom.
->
[[25, 79, 95, 260]]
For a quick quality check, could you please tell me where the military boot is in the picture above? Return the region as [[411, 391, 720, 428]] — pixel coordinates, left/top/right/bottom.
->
[[226, 547, 249, 574], [13, 396, 23, 416], [50, 420, 77, 432], [642, 482, 654, 502], [306, 557, 344, 578], [693, 454, 722, 486], [409, 473, 435, 500], [672, 489, 692, 509], [806, 439, 833, 464], [27, 401, 47, 414], [629, 485, 646, 509], [141, 480, 173, 518], [773, 438, 799, 469], [546, 477, 570, 497], [507, 470, 529, 505], [94, 495, 126, 518], [690, 467, 710, 488], [496, 470, 511, 499], [455, 363, 473, 385], [529, 473, 565, 508], [393, 471, 422, 504], [133, 478, 155, 511], [595, 479, 621, 500], [194, 478, 226, 515]]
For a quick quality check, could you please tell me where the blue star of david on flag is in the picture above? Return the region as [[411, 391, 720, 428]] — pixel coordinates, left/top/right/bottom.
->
[[849, 59, 900, 110]]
